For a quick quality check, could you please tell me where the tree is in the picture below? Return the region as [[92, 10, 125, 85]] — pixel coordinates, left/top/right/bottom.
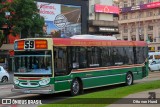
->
[[0, 0, 8, 44], [0, 0, 7, 27], [7, 0, 45, 38]]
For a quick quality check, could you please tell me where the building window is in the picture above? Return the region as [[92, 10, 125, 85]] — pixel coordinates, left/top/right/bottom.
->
[[158, 9, 160, 15], [147, 11, 153, 17], [139, 12, 144, 18], [119, 2, 123, 8], [148, 0, 153, 3], [154, 38, 156, 42], [123, 14, 128, 20], [131, 0, 135, 6], [124, 27, 128, 33], [148, 34, 153, 42], [139, 1, 144, 5], [148, 26, 153, 31], [124, 1, 128, 7], [123, 36, 128, 40], [131, 35, 136, 41], [139, 34, 144, 41], [131, 26, 136, 32], [131, 12, 136, 18]]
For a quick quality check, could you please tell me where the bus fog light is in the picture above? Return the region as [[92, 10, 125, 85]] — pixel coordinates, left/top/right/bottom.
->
[[39, 78, 50, 85], [14, 78, 19, 84]]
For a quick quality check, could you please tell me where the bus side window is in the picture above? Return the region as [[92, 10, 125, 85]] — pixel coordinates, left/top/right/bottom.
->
[[54, 47, 67, 76], [72, 47, 80, 69], [79, 47, 87, 68]]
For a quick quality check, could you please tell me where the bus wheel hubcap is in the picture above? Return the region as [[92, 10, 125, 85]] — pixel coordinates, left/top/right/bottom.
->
[[73, 81, 79, 94], [127, 74, 132, 85]]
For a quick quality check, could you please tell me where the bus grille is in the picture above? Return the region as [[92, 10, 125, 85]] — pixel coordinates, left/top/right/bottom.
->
[[19, 82, 39, 87]]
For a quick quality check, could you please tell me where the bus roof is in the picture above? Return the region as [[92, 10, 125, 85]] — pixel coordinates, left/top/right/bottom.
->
[[53, 38, 148, 47], [70, 34, 117, 40]]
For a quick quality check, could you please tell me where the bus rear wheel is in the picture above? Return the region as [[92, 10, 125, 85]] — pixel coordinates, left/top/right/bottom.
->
[[71, 78, 80, 96], [125, 72, 133, 86]]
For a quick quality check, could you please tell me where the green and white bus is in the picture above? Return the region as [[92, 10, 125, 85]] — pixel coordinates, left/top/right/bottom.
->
[[12, 36, 148, 95]]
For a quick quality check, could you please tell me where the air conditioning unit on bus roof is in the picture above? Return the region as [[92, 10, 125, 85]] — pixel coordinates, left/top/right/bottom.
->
[[70, 34, 117, 40]]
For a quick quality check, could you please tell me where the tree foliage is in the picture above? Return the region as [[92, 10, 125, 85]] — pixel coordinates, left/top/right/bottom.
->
[[0, 0, 7, 28], [0, 0, 9, 45], [5, 0, 45, 38]]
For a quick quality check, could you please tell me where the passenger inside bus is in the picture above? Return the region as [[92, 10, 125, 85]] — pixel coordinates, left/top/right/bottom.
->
[[33, 63, 38, 69]]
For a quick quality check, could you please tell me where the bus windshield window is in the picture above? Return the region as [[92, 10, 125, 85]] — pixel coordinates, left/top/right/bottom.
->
[[14, 51, 52, 75]]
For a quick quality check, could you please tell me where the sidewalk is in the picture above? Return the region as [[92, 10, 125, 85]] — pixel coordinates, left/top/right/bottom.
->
[[107, 89, 160, 107], [8, 71, 13, 84]]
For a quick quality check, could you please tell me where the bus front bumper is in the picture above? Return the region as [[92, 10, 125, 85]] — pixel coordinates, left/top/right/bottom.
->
[[11, 85, 54, 94]]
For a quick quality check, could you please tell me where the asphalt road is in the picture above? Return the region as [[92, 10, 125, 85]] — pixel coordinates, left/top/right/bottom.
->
[[0, 71, 160, 107]]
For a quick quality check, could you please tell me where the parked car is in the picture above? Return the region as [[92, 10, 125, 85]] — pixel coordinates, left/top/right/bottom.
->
[[149, 52, 160, 64], [0, 66, 9, 83], [149, 61, 160, 72]]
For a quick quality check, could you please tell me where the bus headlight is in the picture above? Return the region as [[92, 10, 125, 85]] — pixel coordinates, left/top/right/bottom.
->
[[14, 78, 19, 84], [39, 78, 50, 85]]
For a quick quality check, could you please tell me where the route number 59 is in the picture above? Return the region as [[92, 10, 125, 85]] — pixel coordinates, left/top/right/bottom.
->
[[24, 40, 34, 49]]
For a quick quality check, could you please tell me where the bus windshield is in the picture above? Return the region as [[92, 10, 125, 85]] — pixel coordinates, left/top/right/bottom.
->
[[14, 51, 52, 75]]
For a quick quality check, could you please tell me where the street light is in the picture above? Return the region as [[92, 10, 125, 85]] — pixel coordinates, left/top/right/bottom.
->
[[4, 11, 12, 43], [5, 11, 10, 16], [5, 11, 11, 29]]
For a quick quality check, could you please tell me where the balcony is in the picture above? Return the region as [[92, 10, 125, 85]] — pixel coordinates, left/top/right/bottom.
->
[[119, 15, 160, 24], [89, 20, 119, 27]]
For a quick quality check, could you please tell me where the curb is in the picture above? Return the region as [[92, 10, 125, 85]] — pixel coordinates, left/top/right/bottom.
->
[[0, 82, 13, 85]]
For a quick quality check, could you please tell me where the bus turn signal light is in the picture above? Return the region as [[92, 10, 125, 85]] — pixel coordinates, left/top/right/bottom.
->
[[17, 40, 24, 50]]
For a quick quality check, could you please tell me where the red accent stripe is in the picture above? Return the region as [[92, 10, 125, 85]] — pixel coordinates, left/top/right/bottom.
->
[[18, 78, 42, 80], [53, 38, 147, 47]]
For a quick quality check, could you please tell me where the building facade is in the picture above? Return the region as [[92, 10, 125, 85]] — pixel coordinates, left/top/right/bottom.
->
[[114, 0, 160, 52], [88, 0, 119, 35]]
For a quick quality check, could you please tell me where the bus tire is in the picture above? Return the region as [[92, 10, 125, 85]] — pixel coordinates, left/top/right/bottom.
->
[[71, 78, 80, 96], [125, 72, 133, 86]]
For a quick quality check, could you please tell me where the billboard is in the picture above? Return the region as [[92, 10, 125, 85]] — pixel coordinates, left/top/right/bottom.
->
[[121, 2, 160, 13], [95, 4, 119, 14], [37, 2, 81, 38]]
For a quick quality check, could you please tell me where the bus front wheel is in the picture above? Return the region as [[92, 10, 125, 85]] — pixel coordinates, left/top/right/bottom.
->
[[125, 72, 133, 86], [71, 78, 80, 96]]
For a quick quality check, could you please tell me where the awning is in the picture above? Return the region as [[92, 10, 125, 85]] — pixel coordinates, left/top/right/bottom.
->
[[0, 44, 14, 50]]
